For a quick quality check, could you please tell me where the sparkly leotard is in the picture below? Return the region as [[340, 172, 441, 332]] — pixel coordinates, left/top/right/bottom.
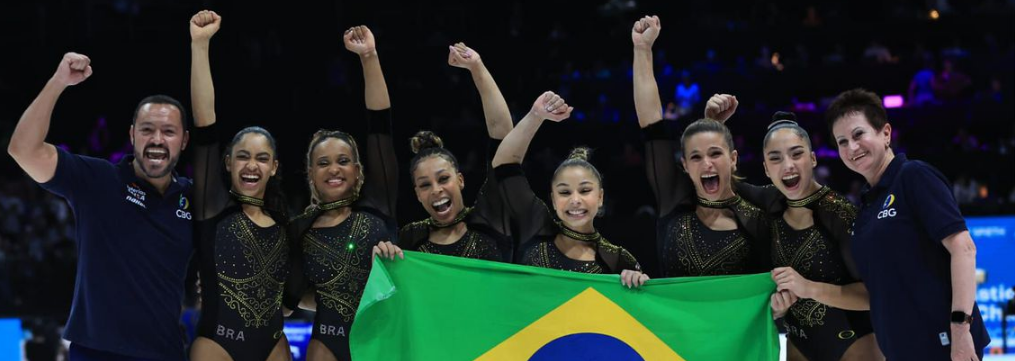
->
[[737, 183, 874, 361], [494, 164, 640, 274], [642, 122, 771, 278], [283, 109, 398, 361], [399, 141, 511, 262], [192, 123, 290, 361]]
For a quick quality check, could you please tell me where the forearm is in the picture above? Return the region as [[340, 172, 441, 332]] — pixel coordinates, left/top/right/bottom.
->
[[810, 282, 870, 311], [946, 232, 977, 315], [470, 64, 512, 139], [492, 112, 543, 167], [190, 42, 216, 128], [9, 79, 64, 156], [360, 51, 390, 110], [633, 47, 662, 129]]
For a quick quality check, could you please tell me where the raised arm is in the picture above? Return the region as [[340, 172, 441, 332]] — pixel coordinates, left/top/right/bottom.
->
[[346, 26, 398, 220], [632, 15, 662, 129], [448, 43, 513, 140], [491, 92, 572, 168], [493, 92, 572, 261], [8, 53, 93, 183], [703, 93, 739, 123], [346, 26, 390, 111], [632, 15, 690, 216], [189, 10, 229, 221], [190, 10, 219, 129]]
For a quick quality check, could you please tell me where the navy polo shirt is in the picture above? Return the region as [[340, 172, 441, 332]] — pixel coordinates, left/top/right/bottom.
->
[[40, 147, 193, 361], [852, 153, 989, 359]]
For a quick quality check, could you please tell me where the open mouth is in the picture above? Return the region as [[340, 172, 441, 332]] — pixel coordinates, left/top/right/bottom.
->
[[781, 174, 801, 189], [850, 152, 868, 162], [701, 173, 720, 194], [240, 173, 261, 188], [431, 198, 452, 215], [144, 147, 169, 165], [325, 177, 346, 187], [565, 209, 589, 220]]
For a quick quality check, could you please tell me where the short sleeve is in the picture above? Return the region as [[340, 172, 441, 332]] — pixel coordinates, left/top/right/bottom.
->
[[39, 147, 112, 203], [901, 162, 968, 243]]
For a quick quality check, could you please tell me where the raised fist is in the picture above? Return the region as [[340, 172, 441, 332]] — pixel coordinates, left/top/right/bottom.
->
[[190, 10, 221, 43], [52, 52, 93, 87], [447, 42, 482, 71], [531, 91, 573, 122], [631, 15, 661, 49], [344, 25, 376, 56], [704, 94, 739, 123]]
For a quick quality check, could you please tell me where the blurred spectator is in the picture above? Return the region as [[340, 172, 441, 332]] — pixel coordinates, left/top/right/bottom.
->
[[953, 174, 979, 205], [802, 5, 822, 27], [952, 128, 981, 152], [756, 46, 774, 70], [941, 36, 971, 59], [908, 57, 938, 107], [674, 70, 701, 117], [693, 49, 722, 75], [663, 102, 679, 120], [823, 44, 846, 66], [932, 58, 972, 100], [862, 40, 896, 64], [975, 75, 1009, 105]]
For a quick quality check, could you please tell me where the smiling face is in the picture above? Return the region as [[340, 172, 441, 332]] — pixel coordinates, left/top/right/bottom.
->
[[130, 103, 188, 180], [551, 166, 603, 233], [763, 128, 819, 200], [832, 112, 892, 183], [226, 133, 278, 200], [309, 137, 361, 203], [412, 155, 465, 224], [682, 131, 738, 201]]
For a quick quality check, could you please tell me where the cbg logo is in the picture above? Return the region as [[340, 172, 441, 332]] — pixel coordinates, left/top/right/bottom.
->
[[177, 195, 192, 220], [877, 194, 897, 219]]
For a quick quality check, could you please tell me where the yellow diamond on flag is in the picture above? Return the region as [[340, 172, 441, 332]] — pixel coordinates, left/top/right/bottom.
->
[[476, 287, 685, 360]]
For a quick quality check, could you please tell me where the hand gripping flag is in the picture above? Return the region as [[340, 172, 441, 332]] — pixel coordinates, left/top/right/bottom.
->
[[351, 252, 778, 361]]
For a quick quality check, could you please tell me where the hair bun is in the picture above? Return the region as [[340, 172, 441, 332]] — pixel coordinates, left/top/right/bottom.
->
[[410, 130, 444, 154], [768, 111, 799, 130], [566, 147, 592, 162]]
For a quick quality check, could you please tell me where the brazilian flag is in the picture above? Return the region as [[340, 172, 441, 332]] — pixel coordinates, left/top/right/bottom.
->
[[351, 252, 778, 360]]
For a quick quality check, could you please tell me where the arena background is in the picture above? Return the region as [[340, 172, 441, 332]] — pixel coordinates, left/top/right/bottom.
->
[[0, 0, 1012, 359]]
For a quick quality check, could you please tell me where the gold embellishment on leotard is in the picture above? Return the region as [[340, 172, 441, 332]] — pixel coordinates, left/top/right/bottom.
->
[[838, 330, 856, 340], [229, 189, 265, 207], [731, 195, 764, 219], [318, 193, 359, 211], [553, 219, 602, 243], [217, 213, 287, 328], [696, 194, 742, 209], [417, 231, 479, 258], [668, 214, 750, 276], [597, 238, 640, 271], [816, 190, 858, 235], [790, 298, 828, 327], [528, 242, 603, 274], [303, 212, 386, 322], [772, 223, 827, 274], [786, 186, 831, 208]]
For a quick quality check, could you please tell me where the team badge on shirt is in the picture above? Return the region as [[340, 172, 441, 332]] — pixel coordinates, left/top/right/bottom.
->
[[177, 195, 192, 220], [878, 194, 897, 219]]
